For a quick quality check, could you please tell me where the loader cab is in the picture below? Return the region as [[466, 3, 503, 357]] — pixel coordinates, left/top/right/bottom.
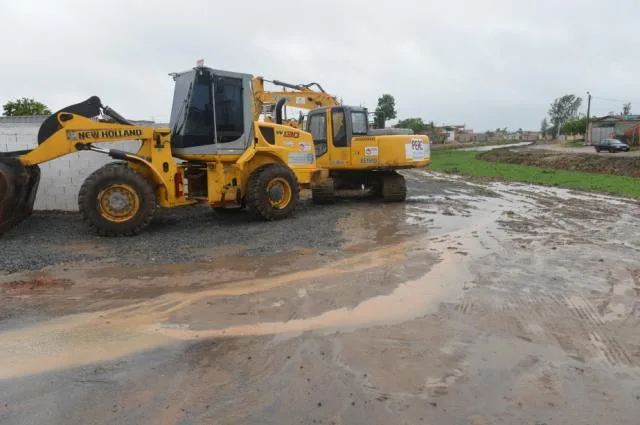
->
[[306, 106, 369, 166], [169, 67, 255, 156]]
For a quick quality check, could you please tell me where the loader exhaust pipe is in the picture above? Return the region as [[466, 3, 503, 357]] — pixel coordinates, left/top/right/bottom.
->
[[275, 97, 287, 125], [0, 158, 41, 236]]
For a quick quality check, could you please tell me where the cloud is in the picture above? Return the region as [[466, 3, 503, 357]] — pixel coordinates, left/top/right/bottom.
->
[[1, 0, 639, 130]]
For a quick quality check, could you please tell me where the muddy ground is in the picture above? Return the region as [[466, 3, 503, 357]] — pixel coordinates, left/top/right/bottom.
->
[[1, 170, 639, 425], [480, 147, 640, 177]]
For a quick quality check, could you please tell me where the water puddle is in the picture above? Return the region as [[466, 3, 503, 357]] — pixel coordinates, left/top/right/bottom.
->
[[152, 237, 474, 341], [459, 142, 533, 152], [0, 240, 415, 379]]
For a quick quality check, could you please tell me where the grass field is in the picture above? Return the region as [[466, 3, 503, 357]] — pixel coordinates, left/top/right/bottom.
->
[[429, 150, 640, 198]]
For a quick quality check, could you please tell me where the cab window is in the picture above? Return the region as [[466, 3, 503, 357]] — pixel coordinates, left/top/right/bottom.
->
[[351, 111, 368, 136], [308, 113, 327, 157], [332, 109, 347, 147], [213, 76, 244, 144]]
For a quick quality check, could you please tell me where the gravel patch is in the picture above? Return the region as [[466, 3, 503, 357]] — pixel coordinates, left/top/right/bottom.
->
[[0, 201, 349, 274]]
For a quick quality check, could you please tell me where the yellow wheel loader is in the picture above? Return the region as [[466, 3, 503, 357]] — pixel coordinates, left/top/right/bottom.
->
[[0, 66, 327, 236], [251, 78, 431, 203]]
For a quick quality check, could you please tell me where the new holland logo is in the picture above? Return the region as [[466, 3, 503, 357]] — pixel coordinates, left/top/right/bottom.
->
[[67, 129, 144, 140]]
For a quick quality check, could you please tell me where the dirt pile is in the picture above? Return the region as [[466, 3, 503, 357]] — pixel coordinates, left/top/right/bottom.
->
[[479, 149, 640, 177]]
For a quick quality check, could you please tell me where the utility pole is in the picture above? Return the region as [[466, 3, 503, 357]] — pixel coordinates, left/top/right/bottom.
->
[[585, 91, 592, 145]]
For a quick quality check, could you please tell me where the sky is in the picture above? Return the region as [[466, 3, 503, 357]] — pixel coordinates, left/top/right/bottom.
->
[[1, 0, 639, 131]]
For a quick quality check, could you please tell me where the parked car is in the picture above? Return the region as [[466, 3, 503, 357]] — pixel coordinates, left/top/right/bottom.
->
[[594, 139, 630, 153]]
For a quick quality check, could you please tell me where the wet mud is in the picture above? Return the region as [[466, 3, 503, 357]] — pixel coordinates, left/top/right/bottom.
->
[[1, 170, 639, 424]]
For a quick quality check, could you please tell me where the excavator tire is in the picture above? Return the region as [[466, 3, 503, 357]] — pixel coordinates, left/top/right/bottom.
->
[[246, 163, 299, 220], [78, 162, 156, 236], [381, 172, 407, 203], [311, 177, 336, 204]]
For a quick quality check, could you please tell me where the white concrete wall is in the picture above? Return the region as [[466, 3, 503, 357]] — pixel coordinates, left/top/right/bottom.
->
[[1, 119, 140, 211]]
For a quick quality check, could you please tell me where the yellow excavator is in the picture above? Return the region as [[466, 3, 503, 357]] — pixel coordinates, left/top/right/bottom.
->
[[251, 77, 431, 203], [0, 65, 328, 236]]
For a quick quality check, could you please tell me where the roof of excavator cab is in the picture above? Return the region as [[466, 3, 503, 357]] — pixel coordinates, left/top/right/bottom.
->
[[307, 105, 367, 114]]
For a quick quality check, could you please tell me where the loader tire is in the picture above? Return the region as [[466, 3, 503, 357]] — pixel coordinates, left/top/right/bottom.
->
[[78, 163, 156, 236], [246, 164, 299, 220], [311, 177, 336, 204], [381, 172, 407, 203]]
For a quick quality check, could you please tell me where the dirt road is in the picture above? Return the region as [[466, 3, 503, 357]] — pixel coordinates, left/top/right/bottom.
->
[[529, 143, 640, 157], [1, 171, 639, 425]]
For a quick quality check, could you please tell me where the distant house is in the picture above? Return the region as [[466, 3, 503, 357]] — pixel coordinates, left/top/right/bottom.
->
[[590, 115, 640, 145], [510, 130, 541, 141], [456, 130, 489, 143], [440, 124, 465, 143]]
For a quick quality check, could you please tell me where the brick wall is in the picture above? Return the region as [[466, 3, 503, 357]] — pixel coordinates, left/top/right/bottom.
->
[[1, 117, 140, 211]]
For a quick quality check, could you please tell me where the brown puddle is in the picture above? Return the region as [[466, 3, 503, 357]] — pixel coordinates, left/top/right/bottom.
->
[[0, 240, 415, 379], [153, 238, 473, 341]]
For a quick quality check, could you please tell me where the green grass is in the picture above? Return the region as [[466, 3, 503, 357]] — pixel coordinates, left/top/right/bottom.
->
[[560, 140, 585, 147], [429, 150, 640, 198]]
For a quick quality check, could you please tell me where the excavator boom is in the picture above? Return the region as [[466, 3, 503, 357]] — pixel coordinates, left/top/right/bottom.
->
[[252, 76, 340, 121]]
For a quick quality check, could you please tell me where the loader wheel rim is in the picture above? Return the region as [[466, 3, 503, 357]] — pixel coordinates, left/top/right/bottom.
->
[[98, 184, 140, 222], [267, 177, 292, 209]]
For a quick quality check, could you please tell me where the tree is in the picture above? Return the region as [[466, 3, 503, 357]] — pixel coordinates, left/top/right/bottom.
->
[[373, 94, 397, 128], [540, 118, 549, 137], [560, 116, 588, 135], [396, 117, 426, 134], [2, 98, 51, 116], [623, 102, 632, 115], [548, 94, 582, 138]]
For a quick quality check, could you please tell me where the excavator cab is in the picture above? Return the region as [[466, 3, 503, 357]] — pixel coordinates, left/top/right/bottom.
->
[[305, 106, 373, 166]]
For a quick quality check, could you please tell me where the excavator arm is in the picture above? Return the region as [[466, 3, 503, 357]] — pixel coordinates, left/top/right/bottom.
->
[[252, 76, 340, 123]]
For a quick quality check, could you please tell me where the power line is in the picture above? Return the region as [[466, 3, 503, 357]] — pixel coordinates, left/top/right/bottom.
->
[[591, 95, 636, 104]]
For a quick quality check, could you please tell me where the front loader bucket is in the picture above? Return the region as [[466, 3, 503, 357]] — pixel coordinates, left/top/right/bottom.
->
[[0, 158, 41, 236]]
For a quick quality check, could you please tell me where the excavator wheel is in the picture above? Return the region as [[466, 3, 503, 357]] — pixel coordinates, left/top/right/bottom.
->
[[380, 172, 407, 203], [78, 162, 156, 236], [246, 164, 299, 220], [311, 177, 336, 204]]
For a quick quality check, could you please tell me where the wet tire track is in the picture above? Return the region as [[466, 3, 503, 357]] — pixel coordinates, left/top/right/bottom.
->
[[562, 294, 633, 367], [449, 291, 636, 368]]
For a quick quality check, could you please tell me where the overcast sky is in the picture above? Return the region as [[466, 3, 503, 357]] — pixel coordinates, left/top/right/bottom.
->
[[2, 0, 639, 131]]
